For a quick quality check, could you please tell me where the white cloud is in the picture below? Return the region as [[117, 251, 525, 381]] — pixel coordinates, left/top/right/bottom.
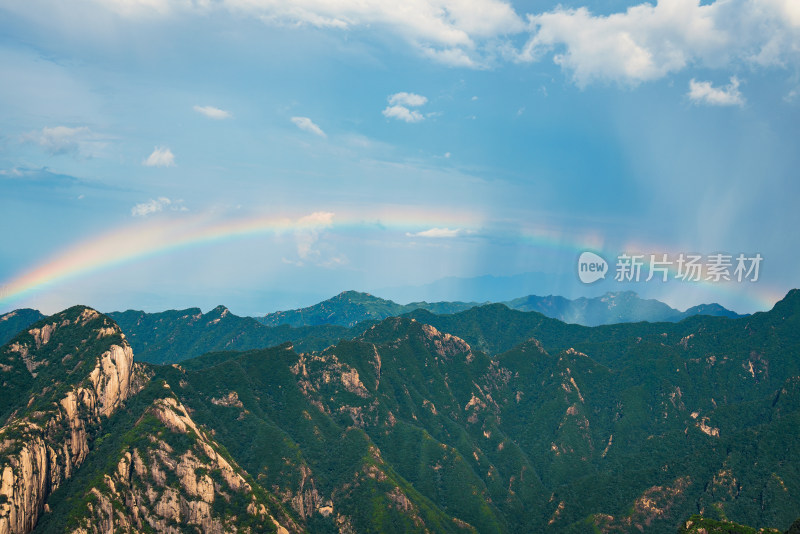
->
[[388, 92, 428, 107], [131, 196, 187, 216], [688, 77, 745, 106], [193, 105, 232, 119], [285, 211, 336, 265], [517, 0, 800, 86], [79, 0, 526, 50], [131, 197, 171, 217], [519, 2, 724, 86], [143, 146, 175, 167], [223, 0, 524, 66], [291, 116, 326, 137], [382, 105, 425, 123], [383, 92, 430, 123], [406, 227, 464, 238], [421, 45, 479, 67], [12, 0, 800, 85], [24, 126, 102, 155]]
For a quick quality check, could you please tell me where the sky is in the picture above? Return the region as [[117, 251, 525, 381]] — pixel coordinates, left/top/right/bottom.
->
[[1, 0, 799, 316]]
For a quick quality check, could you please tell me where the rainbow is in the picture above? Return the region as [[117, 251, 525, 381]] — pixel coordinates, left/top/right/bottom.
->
[[0, 208, 488, 308], [0, 209, 782, 312]]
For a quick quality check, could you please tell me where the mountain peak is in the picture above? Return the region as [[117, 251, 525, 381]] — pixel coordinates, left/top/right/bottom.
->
[[0, 306, 138, 532], [336, 290, 372, 299], [767, 288, 800, 315]]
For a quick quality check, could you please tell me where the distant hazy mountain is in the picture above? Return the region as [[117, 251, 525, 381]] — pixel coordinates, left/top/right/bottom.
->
[[257, 290, 743, 328], [256, 290, 481, 328], [505, 291, 744, 326], [0, 308, 45, 346]]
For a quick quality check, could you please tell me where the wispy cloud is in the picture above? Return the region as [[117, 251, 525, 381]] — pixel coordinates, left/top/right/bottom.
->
[[193, 105, 232, 119], [23, 126, 103, 156], [143, 146, 176, 167], [406, 227, 466, 238], [0, 166, 80, 187], [223, 0, 523, 67], [291, 116, 326, 137], [131, 197, 187, 217], [383, 92, 429, 123], [688, 77, 745, 107]]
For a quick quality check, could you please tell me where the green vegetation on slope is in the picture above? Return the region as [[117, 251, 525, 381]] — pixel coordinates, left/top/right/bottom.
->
[[5, 290, 800, 534]]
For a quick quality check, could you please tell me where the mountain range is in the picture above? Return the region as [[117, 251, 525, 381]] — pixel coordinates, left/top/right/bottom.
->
[[1, 291, 743, 366], [1, 290, 799, 532], [256, 290, 742, 328], [103, 291, 744, 364]]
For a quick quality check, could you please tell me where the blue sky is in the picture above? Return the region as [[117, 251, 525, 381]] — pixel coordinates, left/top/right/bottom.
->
[[1, 0, 799, 316]]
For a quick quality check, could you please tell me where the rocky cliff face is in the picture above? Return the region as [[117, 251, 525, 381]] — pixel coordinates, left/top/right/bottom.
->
[[67, 391, 296, 534], [0, 307, 137, 534]]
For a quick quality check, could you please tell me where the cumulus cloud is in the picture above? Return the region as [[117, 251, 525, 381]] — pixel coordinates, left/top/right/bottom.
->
[[382, 105, 425, 123], [12, 0, 800, 84], [283, 211, 337, 265], [519, 0, 800, 86], [519, 2, 720, 86], [193, 105, 232, 119], [291, 116, 326, 137], [383, 92, 429, 123], [688, 77, 745, 106], [388, 92, 428, 107], [406, 227, 465, 238], [143, 146, 175, 167], [24, 126, 99, 155]]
